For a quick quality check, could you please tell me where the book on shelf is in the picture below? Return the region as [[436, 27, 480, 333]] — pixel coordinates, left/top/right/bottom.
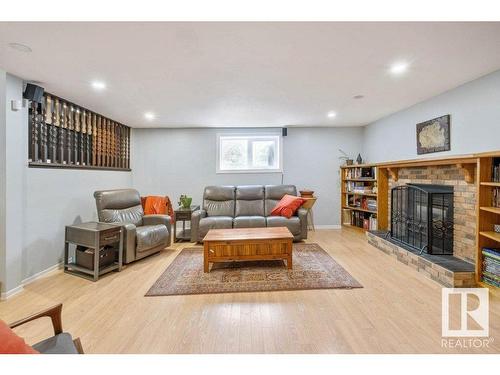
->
[[482, 248, 500, 287], [347, 209, 377, 230], [493, 187, 500, 208], [345, 181, 375, 193], [344, 166, 377, 179], [346, 195, 377, 211], [493, 157, 500, 182]]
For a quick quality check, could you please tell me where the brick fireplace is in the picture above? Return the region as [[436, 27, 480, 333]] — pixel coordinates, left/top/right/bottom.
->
[[366, 164, 476, 287], [388, 165, 476, 263]]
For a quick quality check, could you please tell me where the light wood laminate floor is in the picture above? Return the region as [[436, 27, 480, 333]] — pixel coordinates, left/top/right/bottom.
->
[[1, 228, 498, 353]]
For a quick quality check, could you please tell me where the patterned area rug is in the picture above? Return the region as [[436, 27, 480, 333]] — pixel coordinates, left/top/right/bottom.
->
[[145, 243, 362, 296]]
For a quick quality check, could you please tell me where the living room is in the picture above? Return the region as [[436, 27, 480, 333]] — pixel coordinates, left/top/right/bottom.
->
[[1, 1, 499, 372]]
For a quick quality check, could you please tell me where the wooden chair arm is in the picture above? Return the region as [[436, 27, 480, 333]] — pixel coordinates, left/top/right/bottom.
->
[[9, 303, 63, 335]]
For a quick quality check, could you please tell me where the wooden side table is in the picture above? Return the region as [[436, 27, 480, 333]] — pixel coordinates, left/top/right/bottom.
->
[[301, 197, 317, 231], [173, 205, 200, 242], [64, 222, 123, 281]]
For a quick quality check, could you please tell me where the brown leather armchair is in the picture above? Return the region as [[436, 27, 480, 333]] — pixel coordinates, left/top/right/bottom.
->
[[94, 189, 171, 264]]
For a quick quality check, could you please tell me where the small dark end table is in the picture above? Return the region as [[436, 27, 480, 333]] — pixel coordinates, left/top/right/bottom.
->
[[64, 222, 123, 281], [173, 205, 200, 242]]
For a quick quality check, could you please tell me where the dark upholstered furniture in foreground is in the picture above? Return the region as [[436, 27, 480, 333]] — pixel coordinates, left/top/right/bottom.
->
[[9, 304, 83, 354], [94, 189, 171, 264], [191, 185, 308, 242]]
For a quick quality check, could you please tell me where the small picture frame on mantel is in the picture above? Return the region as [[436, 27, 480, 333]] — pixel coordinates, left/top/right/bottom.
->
[[416, 114, 451, 155]]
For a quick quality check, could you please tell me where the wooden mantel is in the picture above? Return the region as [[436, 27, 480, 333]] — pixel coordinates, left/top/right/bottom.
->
[[366, 151, 500, 184]]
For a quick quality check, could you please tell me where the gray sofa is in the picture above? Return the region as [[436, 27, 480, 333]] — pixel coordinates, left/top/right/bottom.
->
[[94, 189, 171, 264], [191, 185, 307, 242]]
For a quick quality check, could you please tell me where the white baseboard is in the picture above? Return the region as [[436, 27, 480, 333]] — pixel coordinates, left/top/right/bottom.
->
[[22, 262, 63, 286], [1, 262, 62, 300], [314, 225, 341, 229], [1, 285, 23, 300]]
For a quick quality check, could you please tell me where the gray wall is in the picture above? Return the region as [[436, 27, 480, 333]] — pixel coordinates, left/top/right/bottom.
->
[[0, 70, 7, 294], [0, 73, 132, 295], [132, 127, 363, 226], [362, 69, 500, 163]]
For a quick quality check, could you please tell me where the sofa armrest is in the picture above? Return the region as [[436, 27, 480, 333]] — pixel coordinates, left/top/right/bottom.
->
[[297, 207, 308, 240], [121, 223, 137, 263], [191, 209, 207, 242]]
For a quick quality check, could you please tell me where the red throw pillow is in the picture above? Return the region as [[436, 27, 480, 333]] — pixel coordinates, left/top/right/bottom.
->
[[270, 194, 305, 218], [0, 320, 39, 354]]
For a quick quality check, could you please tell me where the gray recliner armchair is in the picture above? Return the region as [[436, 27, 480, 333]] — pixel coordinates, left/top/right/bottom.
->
[[191, 185, 308, 242], [94, 189, 171, 264]]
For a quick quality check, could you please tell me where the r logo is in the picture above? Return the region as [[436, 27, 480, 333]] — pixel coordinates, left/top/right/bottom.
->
[[442, 288, 489, 337]]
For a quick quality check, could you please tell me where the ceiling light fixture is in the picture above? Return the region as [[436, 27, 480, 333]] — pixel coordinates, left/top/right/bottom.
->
[[91, 81, 106, 91], [353, 95, 364, 99], [144, 112, 156, 121], [389, 61, 409, 75], [327, 111, 337, 119], [9, 42, 32, 53]]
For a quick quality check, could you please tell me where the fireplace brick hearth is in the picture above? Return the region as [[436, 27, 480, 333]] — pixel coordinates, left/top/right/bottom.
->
[[366, 231, 475, 287]]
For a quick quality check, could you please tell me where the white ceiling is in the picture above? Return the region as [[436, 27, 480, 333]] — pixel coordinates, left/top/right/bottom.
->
[[1, 22, 500, 128]]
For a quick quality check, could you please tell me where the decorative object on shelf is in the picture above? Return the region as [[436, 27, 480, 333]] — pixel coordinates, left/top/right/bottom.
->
[[338, 149, 353, 166], [356, 153, 363, 164], [179, 195, 192, 209], [299, 190, 314, 199], [416, 114, 450, 155], [495, 224, 500, 234], [28, 92, 131, 170]]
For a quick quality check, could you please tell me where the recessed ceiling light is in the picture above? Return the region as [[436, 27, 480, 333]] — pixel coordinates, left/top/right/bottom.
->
[[91, 81, 106, 91], [144, 112, 156, 121], [389, 61, 409, 75], [353, 95, 364, 99], [9, 42, 32, 53], [327, 111, 337, 119]]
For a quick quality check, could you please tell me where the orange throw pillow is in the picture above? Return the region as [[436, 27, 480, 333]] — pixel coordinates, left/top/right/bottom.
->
[[0, 320, 39, 354], [270, 194, 304, 218]]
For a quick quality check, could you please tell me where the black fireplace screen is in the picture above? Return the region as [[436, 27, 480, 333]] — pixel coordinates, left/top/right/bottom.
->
[[390, 184, 454, 255]]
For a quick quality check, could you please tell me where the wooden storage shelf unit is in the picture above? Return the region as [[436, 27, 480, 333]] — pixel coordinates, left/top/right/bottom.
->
[[340, 164, 388, 232], [476, 153, 500, 288]]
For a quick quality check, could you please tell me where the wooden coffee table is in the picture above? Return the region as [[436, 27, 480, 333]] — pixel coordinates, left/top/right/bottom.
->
[[202, 227, 294, 272]]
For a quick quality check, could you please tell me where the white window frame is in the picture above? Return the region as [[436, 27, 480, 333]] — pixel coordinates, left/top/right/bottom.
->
[[216, 132, 283, 174]]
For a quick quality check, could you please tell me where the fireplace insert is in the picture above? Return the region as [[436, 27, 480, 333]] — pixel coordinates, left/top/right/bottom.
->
[[390, 183, 453, 255]]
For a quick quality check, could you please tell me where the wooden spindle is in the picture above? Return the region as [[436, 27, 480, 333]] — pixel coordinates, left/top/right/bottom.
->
[[92, 114, 97, 166], [29, 101, 39, 162], [59, 101, 66, 164], [39, 101, 48, 163], [74, 108, 81, 164], [45, 95, 57, 163]]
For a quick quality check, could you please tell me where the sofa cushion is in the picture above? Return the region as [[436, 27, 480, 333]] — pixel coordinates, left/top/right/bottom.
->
[[0, 320, 39, 354], [270, 194, 304, 218], [233, 216, 266, 228], [235, 185, 265, 216], [32, 333, 78, 354], [203, 186, 235, 217], [264, 185, 298, 216], [136, 224, 168, 252], [266, 216, 301, 235], [199, 216, 234, 238]]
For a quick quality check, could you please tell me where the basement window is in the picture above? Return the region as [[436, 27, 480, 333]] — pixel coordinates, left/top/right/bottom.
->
[[216, 133, 282, 173]]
